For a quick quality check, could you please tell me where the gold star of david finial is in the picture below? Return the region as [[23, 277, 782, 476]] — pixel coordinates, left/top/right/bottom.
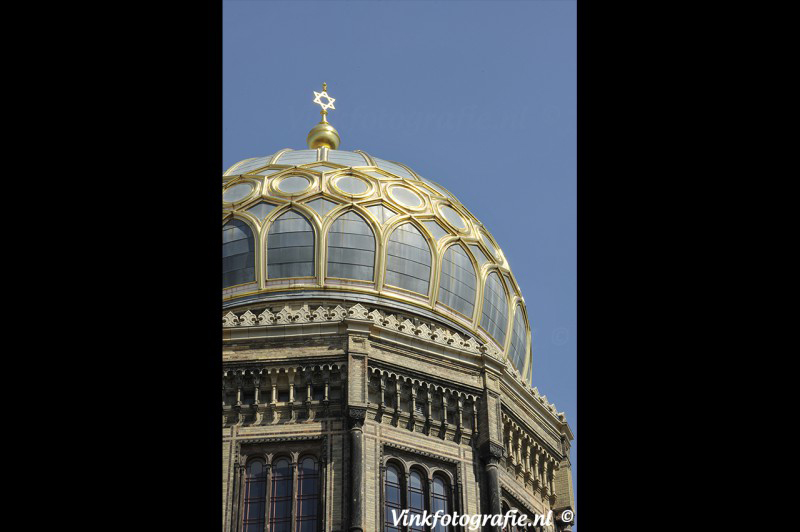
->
[[312, 82, 336, 114], [306, 82, 341, 150]]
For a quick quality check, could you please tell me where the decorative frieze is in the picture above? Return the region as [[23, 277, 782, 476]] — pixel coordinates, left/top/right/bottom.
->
[[223, 302, 559, 420]]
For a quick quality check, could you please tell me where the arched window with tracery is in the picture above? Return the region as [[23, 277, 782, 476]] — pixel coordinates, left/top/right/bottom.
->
[[223, 219, 256, 288], [385, 223, 432, 295], [267, 210, 315, 278], [269, 457, 293, 532], [326, 210, 376, 281], [408, 469, 426, 532], [431, 474, 452, 532], [384, 464, 403, 532], [296, 456, 320, 532], [241, 459, 267, 532]]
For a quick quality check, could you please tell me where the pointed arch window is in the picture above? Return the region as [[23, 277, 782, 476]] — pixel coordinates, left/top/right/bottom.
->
[[481, 271, 509, 346], [223, 219, 255, 288], [268, 210, 315, 278], [327, 211, 375, 281], [269, 458, 293, 532], [296, 457, 320, 532], [242, 459, 267, 532], [385, 223, 431, 295], [508, 305, 528, 374], [384, 464, 403, 532], [438, 244, 477, 317]]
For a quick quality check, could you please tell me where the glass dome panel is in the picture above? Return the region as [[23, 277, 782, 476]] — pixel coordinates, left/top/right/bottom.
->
[[439, 205, 466, 230], [327, 211, 375, 281], [367, 204, 397, 224], [277, 176, 311, 194], [438, 245, 476, 317], [223, 183, 253, 203], [481, 272, 509, 346], [508, 305, 527, 373], [267, 210, 315, 278], [373, 157, 417, 180], [229, 156, 270, 175], [335, 176, 369, 195], [246, 202, 276, 222], [385, 223, 431, 295], [423, 220, 449, 241], [327, 150, 369, 166], [223, 219, 255, 288], [273, 150, 318, 166], [468, 245, 490, 268], [389, 186, 423, 208], [306, 198, 339, 217]]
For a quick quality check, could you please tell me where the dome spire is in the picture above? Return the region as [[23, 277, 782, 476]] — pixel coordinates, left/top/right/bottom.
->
[[307, 82, 341, 150]]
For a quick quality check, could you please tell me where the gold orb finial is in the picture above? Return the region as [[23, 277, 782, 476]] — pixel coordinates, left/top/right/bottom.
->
[[308, 82, 340, 149]]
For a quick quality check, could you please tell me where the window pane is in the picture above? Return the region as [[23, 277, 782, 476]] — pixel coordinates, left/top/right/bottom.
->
[[327, 211, 375, 281], [242, 460, 267, 532], [481, 272, 509, 345], [438, 245, 476, 316], [432, 476, 451, 532], [408, 471, 426, 532], [269, 459, 293, 530], [296, 457, 319, 531], [385, 465, 403, 532], [385, 223, 431, 295], [508, 305, 527, 374], [268, 210, 315, 278], [222, 219, 255, 288]]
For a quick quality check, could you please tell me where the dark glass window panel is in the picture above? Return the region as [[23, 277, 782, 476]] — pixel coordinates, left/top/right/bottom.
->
[[508, 305, 527, 374], [242, 460, 267, 532], [327, 211, 375, 281], [278, 390, 289, 403], [481, 272, 509, 346], [385, 465, 403, 532], [313, 387, 325, 401], [268, 210, 315, 278], [408, 470, 426, 532], [222, 219, 255, 288], [296, 457, 319, 531], [438, 245, 477, 316], [269, 459, 293, 531], [385, 223, 431, 295]]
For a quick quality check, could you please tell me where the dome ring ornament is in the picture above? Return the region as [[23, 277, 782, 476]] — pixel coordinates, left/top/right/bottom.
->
[[331, 175, 372, 197], [272, 174, 314, 196], [387, 184, 425, 210], [223, 182, 256, 204], [437, 203, 469, 232]]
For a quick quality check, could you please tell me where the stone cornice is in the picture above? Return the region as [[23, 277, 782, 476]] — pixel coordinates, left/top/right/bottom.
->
[[222, 302, 569, 430]]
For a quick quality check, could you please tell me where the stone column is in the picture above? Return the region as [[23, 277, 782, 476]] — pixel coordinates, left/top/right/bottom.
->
[[348, 406, 367, 532], [482, 442, 504, 532]]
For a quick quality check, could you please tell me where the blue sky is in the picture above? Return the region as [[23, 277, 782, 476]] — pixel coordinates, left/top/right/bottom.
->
[[223, 0, 576, 522]]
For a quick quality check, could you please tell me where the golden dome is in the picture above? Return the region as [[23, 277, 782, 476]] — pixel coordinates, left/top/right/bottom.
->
[[223, 148, 532, 382]]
